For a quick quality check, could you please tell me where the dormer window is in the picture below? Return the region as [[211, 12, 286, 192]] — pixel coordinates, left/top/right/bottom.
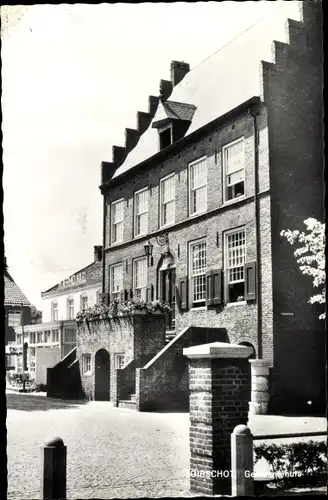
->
[[152, 100, 196, 151], [159, 125, 172, 150]]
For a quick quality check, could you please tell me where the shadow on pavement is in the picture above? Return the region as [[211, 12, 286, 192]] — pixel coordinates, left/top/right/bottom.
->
[[6, 392, 87, 412]]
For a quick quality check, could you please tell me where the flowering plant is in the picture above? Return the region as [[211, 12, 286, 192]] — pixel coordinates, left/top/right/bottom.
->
[[75, 298, 171, 322]]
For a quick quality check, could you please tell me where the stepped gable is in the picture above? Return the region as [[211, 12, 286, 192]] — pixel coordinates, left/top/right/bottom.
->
[[107, 1, 304, 182], [4, 269, 31, 307]]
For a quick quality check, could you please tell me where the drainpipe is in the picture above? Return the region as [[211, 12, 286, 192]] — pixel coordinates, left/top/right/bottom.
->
[[102, 194, 106, 294], [250, 107, 262, 360]]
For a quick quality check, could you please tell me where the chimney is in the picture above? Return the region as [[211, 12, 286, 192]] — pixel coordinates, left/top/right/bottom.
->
[[94, 245, 103, 262], [170, 60, 190, 86]]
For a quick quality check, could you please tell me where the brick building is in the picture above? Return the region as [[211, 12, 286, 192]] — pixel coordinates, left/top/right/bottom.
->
[[76, 1, 325, 413], [4, 256, 31, 369], [10, 246, 102, 384]]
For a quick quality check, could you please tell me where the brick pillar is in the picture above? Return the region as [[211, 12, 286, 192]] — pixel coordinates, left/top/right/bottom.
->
[[249, 359, 270, 415], [184, 342, 253, 496]]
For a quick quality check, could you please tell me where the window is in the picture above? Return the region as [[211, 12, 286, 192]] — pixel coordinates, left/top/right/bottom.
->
[[110, 263, 123, 301], [134, 188, 148, 236], [37, 331, 43, 343], [64, 328, 76, 343], [133, 257, 148, 300], [16, 334, 22, 344], [96, 290, 101, 304], [115, 354, 125, 369], [80, 295, 88, 311], [223, 138, 245, 202], [82, 354, 91, 374], [159, 126, 172, 150], [51, 301, 58, 321], [8, 311, 21, 327], [189, 157, 207, 216], [30, 347, 36, 357], [189, 240, 207, 307], [67, 298, 74, 319], [44, 330, 51, 344], [111, 199, 124, 244], [225, 228, 246, 303], [52, 330, 59, 343], [160, 174, 175, 227], [30, 332, 36, 344]]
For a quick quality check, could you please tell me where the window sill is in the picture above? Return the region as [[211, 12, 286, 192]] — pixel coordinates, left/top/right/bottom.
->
[[110, 240, 124, 247], [223, 195, 246, 207], [226, 301, 247, 307], [83, 371, 92, 376], [189, 209, 207, 219], [190, 306, 207, 312]]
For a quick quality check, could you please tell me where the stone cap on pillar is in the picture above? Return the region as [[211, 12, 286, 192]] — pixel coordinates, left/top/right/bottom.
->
[[249, 359, 270, 367], [183, 342, 254, 359]]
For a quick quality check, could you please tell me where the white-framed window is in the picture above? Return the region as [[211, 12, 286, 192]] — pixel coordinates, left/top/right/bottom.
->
[[37, 331, 43, 343], [115, 353, 125, 369], [44, 330, 51, 344], [52, 330, 59, 343], [160, 173, 175, 227], [133, 257, 148, 300], [223, 137, 245, 202], [189, 157, 207, 216], [82, 354, 91, 374], [134, 188, 149, 236], [30, 332, 36, 344], [80, 294, 88, 311], [51, 301, 58, 322], [110, 263, 123, 301], [8, 311, 21, 327], [111, 198, 124, 244], [67, 298, 74, 319], [225, 228, 246, 303], [189, 240, 207, 307], [64, 328, 76, 343], [16, 333, 22, 344], [159, 125, 172, 150]]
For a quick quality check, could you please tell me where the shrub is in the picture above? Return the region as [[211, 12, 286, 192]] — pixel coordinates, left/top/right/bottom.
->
[[254, 440, 327, 485]]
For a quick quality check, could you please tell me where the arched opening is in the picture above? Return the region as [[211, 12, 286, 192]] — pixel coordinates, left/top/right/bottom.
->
[[95, 349, 110, 401], [239, 341, 256, 359], [157, 252, 176, 331]]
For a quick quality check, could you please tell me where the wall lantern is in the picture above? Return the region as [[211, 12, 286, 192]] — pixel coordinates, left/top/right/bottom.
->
[[144, 241, 154, 257]]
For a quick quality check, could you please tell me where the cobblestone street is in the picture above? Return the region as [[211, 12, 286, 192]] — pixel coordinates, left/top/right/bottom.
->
[[6, 391, 327, 499], [6, 392, 191, 499]]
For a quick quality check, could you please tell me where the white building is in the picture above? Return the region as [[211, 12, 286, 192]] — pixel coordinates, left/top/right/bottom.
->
[[12, 246, 103, 382]]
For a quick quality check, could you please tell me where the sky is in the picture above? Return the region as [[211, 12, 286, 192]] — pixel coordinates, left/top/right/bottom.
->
[[2, 1, 285, 310]]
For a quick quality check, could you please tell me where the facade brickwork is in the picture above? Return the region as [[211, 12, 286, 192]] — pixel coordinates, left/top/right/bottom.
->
[[76, 315, 165, 401]]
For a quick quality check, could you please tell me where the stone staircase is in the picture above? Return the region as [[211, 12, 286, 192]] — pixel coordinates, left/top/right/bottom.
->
[[118, 392, 136, 409], [165, 329, 176, 343]]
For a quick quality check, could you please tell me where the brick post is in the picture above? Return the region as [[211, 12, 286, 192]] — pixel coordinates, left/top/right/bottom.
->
[[184, 342, 253, 496], [249, 359, 270, 415]]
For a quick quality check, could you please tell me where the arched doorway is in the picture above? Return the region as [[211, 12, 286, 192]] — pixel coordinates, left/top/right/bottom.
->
[[95, 349, 110, 401], [158, 252, 176, 330]]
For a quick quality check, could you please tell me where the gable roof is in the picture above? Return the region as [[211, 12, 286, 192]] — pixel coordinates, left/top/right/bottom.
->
[[112, 1, 302, 180], [41, 260, 102, 296], [4, 270, 31, 307]]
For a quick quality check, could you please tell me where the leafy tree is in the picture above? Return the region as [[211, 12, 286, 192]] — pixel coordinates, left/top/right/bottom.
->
[[281, 218, 325, 320], [30, 305, 42, 324]]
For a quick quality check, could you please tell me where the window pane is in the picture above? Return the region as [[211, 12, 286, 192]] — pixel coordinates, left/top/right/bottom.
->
[[225, 140, 244, 174], [190, 241, 207, 303], [8, 312, 21, 327], [227, 230, 246, 283]]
